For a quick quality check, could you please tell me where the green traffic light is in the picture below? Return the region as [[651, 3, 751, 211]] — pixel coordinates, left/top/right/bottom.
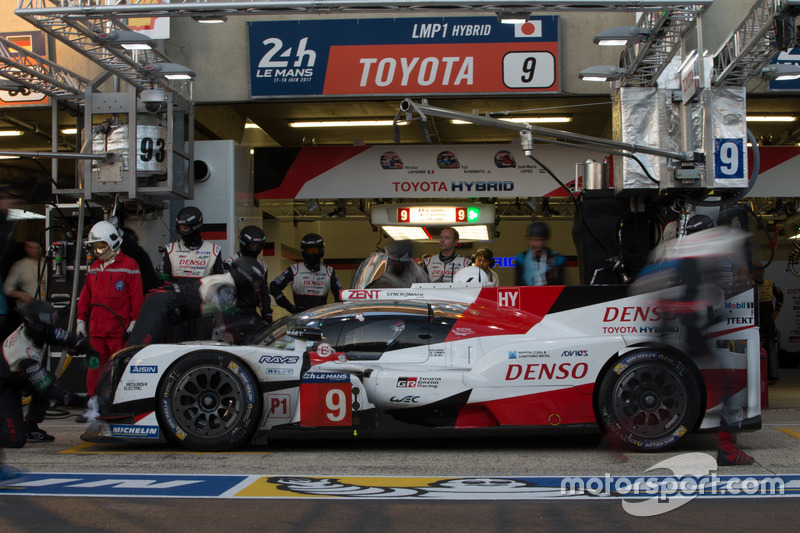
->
[[467, 206, 480, 223]]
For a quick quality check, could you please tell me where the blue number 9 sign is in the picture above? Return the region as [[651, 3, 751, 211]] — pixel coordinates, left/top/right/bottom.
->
[[714, 138, 744, 180]]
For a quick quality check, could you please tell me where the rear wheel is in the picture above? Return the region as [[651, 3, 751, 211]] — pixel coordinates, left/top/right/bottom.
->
[[157, 351, 261, 452], [597, 349, 701, 451]]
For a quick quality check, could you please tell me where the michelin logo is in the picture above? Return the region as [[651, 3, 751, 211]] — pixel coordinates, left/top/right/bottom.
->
[[109, 425, 159, 438]]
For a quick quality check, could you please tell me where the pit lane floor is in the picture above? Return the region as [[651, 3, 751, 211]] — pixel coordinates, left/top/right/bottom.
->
[[2, 373, 799, 531]]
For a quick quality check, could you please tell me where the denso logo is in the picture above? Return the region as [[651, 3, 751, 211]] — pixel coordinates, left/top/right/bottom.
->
[[303, 280, 325, 287], [259, 355, 299, 364], [603, 306, 662, 322], [389, 395, 420, 403], [178, 259, 208, 266], [348, 289, 380, 299], [130, 365, 157, 373], [561, 350, 588, 357], [505, 362, 589, 381]]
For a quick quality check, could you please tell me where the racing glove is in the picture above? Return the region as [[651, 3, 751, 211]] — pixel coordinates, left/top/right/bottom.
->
[[76, 319, 87, 337], [18, 360, 72, 405], [127, 320, 136, 333]]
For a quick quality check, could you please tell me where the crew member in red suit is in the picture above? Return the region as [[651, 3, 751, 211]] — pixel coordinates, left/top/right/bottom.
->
[[76, 221, 143, 423]]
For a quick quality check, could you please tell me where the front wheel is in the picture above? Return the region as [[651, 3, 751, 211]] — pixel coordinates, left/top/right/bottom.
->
[[596, 349, 701, 451], [157, 351, 262, 452]]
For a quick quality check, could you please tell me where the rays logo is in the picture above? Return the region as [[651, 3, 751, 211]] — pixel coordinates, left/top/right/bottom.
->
[[259, 355, 299, 364]]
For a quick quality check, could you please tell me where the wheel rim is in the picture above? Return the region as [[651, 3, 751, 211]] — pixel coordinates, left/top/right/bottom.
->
[[609, 363, 688, 439], [169, 364, 249, 439]]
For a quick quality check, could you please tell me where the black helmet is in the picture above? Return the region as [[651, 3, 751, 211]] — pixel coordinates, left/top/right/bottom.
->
[[685, 214, 714, 234], [300, 233, 324, 271], [526, 222, 549, 238], [239, 225, 266, 258], [175, 206, 203, 248], [229, 255, 264, 293], [21, 300, 58, 337]]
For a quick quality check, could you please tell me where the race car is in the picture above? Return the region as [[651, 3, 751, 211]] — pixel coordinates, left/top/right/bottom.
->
[[82, 283, 761, 452]]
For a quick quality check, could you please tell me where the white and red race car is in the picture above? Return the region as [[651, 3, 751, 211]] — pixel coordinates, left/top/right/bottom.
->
[[82, 283, 761, 452]]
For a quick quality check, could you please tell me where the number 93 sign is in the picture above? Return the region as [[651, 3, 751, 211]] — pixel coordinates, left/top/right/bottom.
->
[[300, 372, 352, 427]]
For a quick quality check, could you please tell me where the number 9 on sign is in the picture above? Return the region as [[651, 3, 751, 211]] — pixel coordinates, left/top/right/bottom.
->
[[714, 138, 744, 180], [502, 52, 555, 89]]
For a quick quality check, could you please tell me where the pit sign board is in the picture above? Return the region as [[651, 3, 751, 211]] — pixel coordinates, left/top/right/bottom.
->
[[248, 16, 559, 97]]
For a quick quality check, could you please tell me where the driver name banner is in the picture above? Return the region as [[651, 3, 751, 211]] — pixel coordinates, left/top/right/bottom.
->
[[248, 16, 559, 97]]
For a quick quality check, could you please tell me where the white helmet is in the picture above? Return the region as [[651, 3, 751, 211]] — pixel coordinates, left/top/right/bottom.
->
[[453, 266, 491, 286], [87, 221, 122, 256]]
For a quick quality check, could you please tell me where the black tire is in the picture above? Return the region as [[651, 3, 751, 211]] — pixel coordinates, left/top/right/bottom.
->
[[596, 349, 701, 451], [156, 351, 261, 452]]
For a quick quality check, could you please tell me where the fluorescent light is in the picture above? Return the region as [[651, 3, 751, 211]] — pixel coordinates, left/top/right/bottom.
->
[[0, 130, 24, 137], [450, 117, 572, 125], [244, 122, 262, 129], [593, 26, 650, 46], [96, 30, 155, 51], [745, 115, 796, 122], [382, 226, 431, 241], [497, 9, 531, 24], [8, 209, 45, 220], [578, 65, 627, 82], [192, 14, 227, 23], [61, 128, 77, 135], [453, 225, 490, 241], [0, 155, 20, 160], [289, 120, 408, 128]]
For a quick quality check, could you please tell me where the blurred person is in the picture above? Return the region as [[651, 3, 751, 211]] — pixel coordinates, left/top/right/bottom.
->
[[472, 248, 500, 287], [751, 261, 783, 383], [631, 217, 754, 465], [120, 227, 159, 295], [1, 301, 99, 446], [3, 240, 43, 306], [422, 227, 470, 283], [223, 225, 273, 326], [365, 240, 429, 289], [270, 233, 344, 314], [159, 207, 223, 340], [515, 222, 566, 286], [76, 221, 144, 423], [127, 256, 265, 346]]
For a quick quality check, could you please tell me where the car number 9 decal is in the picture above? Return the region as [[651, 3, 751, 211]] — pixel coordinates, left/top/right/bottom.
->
[[300, 372, 352, 427]]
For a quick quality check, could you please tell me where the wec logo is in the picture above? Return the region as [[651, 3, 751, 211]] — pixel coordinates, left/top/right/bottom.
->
[[259, 355, 299, 364]]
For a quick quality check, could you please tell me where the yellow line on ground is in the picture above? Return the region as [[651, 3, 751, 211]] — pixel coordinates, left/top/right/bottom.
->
[[58, 442, 272, 455], [778, 428, 800, 439]]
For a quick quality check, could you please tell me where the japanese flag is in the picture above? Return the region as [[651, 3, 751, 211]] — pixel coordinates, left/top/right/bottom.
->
[[514, 20, 542, 38]]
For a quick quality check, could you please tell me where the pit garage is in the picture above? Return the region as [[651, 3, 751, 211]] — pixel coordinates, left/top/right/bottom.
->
[[0, 0, 799, 414]]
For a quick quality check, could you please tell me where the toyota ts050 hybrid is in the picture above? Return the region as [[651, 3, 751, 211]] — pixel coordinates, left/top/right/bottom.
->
[[82, 283, 761, 452]]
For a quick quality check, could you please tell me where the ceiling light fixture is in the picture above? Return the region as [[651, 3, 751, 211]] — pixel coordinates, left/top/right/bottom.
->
[[761, 64, 800, 81], [142, 62, 196, 80], [745, 115, 797, 122], [593, 25, 650, 46], [578, 65, 627, 82], [96, 30, 155, 51], [244, 122, 262, 129], [0, 130, 24, 137], [191, 14, 227, 23], [450, 117, 572, 125], [496, 9, 531, 24], [382, 226, 431, 241], [289, 120, 408, 128], [0, 155, 20, 160], [60, 128, 78, 135]]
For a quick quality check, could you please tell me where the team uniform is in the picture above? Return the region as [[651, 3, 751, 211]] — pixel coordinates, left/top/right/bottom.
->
[[224, 254, 272, 322], [127, 257, 265, 346], [161, 240, 223, 280], [1, 302, 96, 447], [270, 262, 344, 313], [422, 253, 471, 283]]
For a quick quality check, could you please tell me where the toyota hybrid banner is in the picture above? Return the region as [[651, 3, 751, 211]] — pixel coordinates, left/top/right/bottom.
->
[[248, 16, 559, 97]]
